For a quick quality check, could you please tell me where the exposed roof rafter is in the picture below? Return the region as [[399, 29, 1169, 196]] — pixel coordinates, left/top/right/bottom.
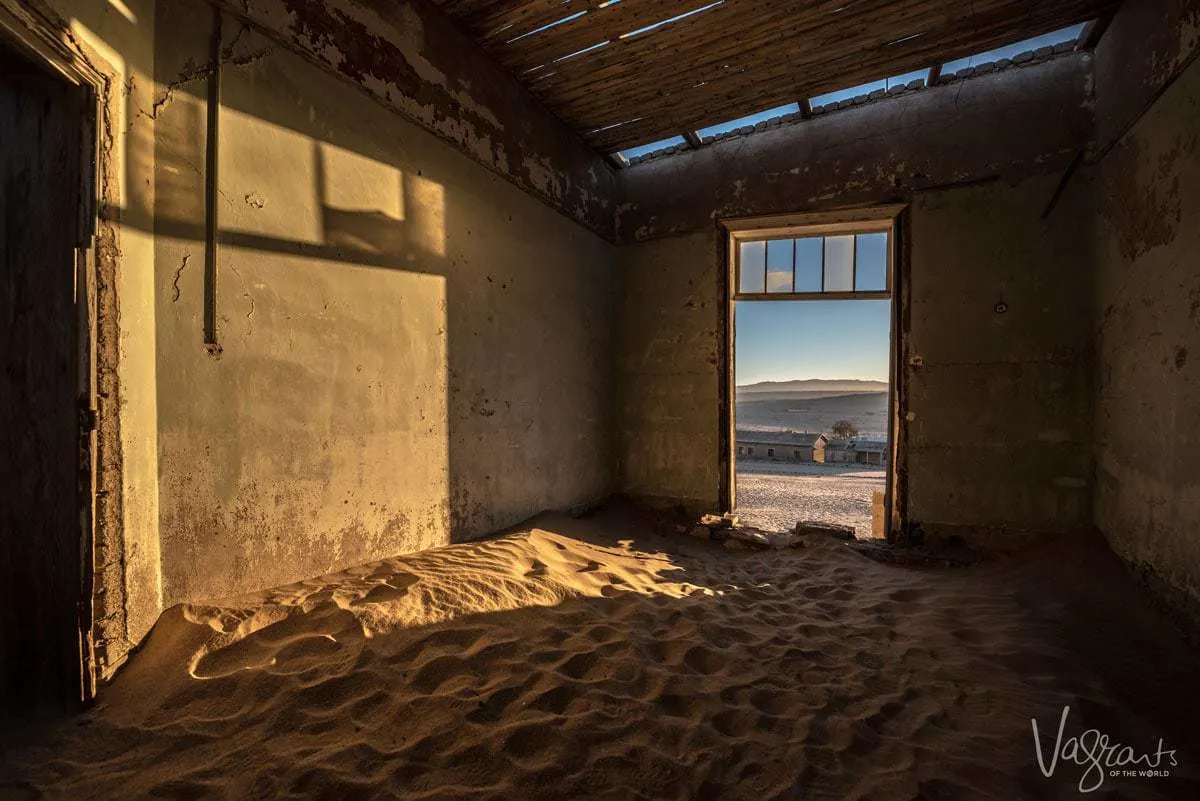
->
[[429, 0, 1119, 153]]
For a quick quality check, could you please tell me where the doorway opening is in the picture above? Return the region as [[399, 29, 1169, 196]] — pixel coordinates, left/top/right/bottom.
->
[[725, 210, 902, 539], [0, 30, 96, 718]]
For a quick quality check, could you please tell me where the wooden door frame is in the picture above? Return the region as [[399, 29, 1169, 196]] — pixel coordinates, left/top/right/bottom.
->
[[1, 4, 107, 707], [718, 204, 909, 541]]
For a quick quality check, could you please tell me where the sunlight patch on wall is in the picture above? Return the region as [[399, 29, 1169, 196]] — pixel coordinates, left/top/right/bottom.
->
[[220, 107, 322, 244], [69, 17, 163, 639], [319, 143, 405, 221], [69, 20, 127, 205], [407, 173, 446, 258]]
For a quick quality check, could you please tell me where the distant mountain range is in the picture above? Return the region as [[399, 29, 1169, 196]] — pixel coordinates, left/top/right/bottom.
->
[[736, 383, 890, 437], [737, 379, 889, 394]]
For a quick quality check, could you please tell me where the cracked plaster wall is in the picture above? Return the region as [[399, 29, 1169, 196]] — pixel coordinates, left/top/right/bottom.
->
[[9, 0, 615, 674], [148, 3, 615, 606], [1091, 0, 1200, 631], [211, 0, 616, 240]]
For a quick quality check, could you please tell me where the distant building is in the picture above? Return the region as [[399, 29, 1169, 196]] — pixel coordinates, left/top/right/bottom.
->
[[853, 438, 888, 466], [823, 437, 889, 466], [824, 439, 856, 464], [736, 430, 828, 463]]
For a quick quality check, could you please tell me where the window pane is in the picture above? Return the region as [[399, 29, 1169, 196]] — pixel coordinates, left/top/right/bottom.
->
[[766, 240, 793, 293], [855, 232, 888, 291], [739, 240, 766, 293], [794, 238, 822, 292], [823, 235, 854, 292]]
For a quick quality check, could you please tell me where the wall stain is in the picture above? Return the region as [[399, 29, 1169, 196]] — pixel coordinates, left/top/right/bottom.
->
[[1100, 133, 1192, 261]]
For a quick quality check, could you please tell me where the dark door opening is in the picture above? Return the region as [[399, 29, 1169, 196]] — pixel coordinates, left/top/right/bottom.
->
[[1, 38, 89, 718]]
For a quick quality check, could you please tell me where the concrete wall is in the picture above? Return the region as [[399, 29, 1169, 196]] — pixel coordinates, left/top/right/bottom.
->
[[908, 176, 1094, 540], [617, 53, 1093, 242], [617, 231, 722, 512], [1094, 0, 1200, 154], [213, 0, 616, 239], [151, 10, 614, 605], [614, 175, 1095, 535], [1092, 2, 1200, 626], [613, 60, 1097, 537], [6, 0, 616, 676]]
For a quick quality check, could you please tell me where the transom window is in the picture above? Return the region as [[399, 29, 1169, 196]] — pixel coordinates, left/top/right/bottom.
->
[[735, 226, 892, 298]]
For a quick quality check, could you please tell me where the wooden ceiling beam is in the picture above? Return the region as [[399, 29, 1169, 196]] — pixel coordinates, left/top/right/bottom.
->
[[573, 1, 1107, 139], [493, 0, 739, 73], [543, 0, 1095, 111], [432, 0, 595, 41], [527, 0, 939, 98], [430, 0, 1116, 154], [583, 3, 1112, 149]]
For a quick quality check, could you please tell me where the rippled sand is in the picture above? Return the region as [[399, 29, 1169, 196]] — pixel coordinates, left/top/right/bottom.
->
[[3, 501, 1198, 800]]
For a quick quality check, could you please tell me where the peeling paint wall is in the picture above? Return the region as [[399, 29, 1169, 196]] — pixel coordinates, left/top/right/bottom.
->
[[150, 7, 614, 605], [1093, 4, 1200, 627], [614, 177, 1095, 535], [615, 54, 1094, 243], [1094, 0, 1200, 155], [213, 0, 615, 240], [7, 0, 616, 670]]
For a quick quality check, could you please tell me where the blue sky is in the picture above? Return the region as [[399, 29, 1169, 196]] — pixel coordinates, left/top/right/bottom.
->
[[809, 69, 930, 107], [736, 300, 891, 384], [696, 103, 799, 141]]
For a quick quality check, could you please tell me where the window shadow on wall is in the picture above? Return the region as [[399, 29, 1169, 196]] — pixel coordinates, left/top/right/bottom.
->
[[55, 1, 613, 608]]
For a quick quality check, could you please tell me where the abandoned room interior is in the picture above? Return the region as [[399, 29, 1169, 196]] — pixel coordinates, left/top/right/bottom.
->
[[2, 0, 1200, 797]]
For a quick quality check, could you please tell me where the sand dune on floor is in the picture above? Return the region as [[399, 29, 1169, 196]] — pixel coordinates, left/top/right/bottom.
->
[[4, 503, 1200, 800]]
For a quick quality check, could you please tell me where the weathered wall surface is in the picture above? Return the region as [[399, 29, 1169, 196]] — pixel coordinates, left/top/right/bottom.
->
[[1093, 0, 1200, 154], [614, 177, 1095, 534], [907, 176, 1094, 540], [616, 54, 1093, 243], [1092, 41, 1200, 626], [152, 7, 614, 605], [213, 0, 615, 239], [616, 231, 722, 512], [6, 0, 616, 665], [5, 0, 166, 677], [613, 60, 1097, 537]]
